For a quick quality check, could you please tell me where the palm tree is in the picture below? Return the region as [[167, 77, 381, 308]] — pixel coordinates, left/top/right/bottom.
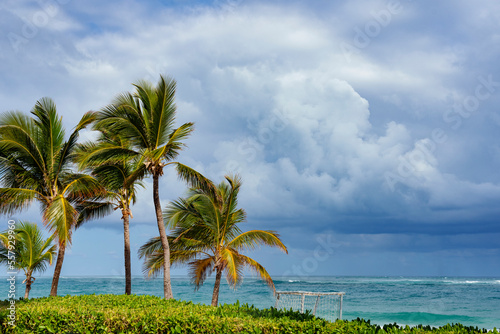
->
[[93, 74, 211, 299], [0, 221, 57, 299], [76, 131, 145, 295], [0, 98, 106, 297], [139, 174, 288, 306]]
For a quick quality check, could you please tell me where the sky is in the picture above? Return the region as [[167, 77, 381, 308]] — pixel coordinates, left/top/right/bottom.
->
[[0, 0, 499, 280]]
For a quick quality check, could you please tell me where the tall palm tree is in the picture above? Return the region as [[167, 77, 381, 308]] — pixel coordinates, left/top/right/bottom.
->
[[93, 74, 211, 299], [0, 98, 105, 297], [139, 174, 288, 306], [76, 131, 145, 295], [0, 221, 57, 299]]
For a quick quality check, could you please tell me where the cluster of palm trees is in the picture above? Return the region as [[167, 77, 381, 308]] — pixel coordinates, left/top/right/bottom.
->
[[0, 74, 287, 305]]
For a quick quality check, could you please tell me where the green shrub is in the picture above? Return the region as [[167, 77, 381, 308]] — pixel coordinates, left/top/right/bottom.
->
[[0, 295, 494, 334]]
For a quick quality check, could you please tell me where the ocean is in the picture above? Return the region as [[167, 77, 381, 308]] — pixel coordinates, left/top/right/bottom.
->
[[2, 275, 499, 329]]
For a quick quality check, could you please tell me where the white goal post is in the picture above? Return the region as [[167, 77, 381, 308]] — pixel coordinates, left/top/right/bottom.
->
[[274, 291, 345, 321]]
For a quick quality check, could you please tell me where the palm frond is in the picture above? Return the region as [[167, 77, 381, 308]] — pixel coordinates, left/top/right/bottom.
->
[[141, 75, 177, 149], [141, 250, 164, 278], [0, 110, 45, 176], [174, 163, 219, 202], [139, 236, 199, 277], [77, 143, 139, 169], [138, 236, 162, 260], [164, 197, 203, 229], [53, 110, 95, 180], [63, 174, 106, 201], [31, 98, 65, 166], [0, 242, 9, 265], [44, 196, 78, 245], [95, 94, 148, 148], [222, 174, 242, 221], [133, 79, 155, 120], [228, 230, 288, 253], [219, 174, 244, 245], [0, 188, 39, 215], [170, 249, 201, 266], [156, 122, 194, 162], [238, 254, 275, 293], [0, 158, 40, 188], [124, 163, 146, 193], [220, 247, 244, 288], [75, 201, 114, 229], [188, 257, 214, 290], [139, 235, 209, 278]]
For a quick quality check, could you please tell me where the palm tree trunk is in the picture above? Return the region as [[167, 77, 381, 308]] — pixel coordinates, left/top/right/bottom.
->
[[24, 273, 32, 299], [50, 242, 65, 297], [211, 268, 223, 307], [122, 209, 131, 295], [153, 172, 173, 299]]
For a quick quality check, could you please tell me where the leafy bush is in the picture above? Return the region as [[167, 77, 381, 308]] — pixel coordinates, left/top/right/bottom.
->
[[0, 295, 496, 333]]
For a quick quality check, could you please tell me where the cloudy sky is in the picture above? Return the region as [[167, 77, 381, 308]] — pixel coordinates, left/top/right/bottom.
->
[[1, 0, 499, 279]]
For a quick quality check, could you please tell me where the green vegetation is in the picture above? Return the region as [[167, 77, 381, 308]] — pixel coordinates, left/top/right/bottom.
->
[[0, 221, 56, 299], [0, 294, 496, 334], [0, 99, 107, 297], [139, 173, 288, 306]]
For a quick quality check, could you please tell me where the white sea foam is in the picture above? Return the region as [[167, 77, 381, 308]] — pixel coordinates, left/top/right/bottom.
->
[[443, 278, 500, 285]]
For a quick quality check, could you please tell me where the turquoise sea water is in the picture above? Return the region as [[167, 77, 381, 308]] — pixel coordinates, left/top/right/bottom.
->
[[1, 276, 499, 329]]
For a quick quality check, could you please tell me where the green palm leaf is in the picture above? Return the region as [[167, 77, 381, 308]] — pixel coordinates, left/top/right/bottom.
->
[[0, 188, 40, 214], [75, 201, 114, 229], [44, 195, 78, 245], [228, 230, 288, 253], [174, 163, 218, 202]]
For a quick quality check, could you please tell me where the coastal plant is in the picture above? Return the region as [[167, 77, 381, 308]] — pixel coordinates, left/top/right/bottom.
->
[[75, 131, 145, 295], [139, 173, 288, 306], [0, 294, 494, 333], [0, 221, 56, 299], [93, 74, 211, 299], [0, 98, 107, 296]]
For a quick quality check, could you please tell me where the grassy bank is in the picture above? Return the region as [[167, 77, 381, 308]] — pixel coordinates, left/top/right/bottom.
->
[[0, 294, 497, 333]]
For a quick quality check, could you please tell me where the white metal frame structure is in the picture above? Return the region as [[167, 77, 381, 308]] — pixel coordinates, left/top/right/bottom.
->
[[275, 291, 345, 321]]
